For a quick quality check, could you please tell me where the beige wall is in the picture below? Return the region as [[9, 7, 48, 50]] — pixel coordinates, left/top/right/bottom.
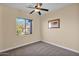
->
[[41, 4, 79, 51], [0, 5, 41, 51], [0, 6, 3, 50]]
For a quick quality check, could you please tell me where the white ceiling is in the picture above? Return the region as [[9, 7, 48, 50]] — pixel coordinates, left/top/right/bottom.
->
[[0, 3, 71, 16]]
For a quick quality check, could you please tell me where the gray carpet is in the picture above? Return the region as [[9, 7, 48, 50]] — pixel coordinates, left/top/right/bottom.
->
[[0, 41, 79, 56]]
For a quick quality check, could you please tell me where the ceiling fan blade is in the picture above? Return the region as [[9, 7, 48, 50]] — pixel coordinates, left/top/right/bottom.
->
[[38, 11, 41, 15], [39, 3, 42, 6], [40, 8, 49, 11], [29, 10, 35, 14]]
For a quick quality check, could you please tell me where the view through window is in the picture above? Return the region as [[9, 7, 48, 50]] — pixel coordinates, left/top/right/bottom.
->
[[16, 17, 32, 35]]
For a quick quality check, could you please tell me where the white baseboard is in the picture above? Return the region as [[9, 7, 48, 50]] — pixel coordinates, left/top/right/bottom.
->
[[0, 40, 40, 53], [42, 40, 79, 53]]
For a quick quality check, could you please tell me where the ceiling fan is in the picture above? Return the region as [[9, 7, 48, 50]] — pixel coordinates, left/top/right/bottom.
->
[[27, 3, 49, 15]]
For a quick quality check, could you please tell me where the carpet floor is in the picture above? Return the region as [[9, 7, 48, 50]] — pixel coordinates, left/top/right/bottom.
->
[[0, 41, 79, 56]]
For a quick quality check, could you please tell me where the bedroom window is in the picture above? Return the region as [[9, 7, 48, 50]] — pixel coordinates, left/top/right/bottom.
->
[[16, 17, 32, 35]]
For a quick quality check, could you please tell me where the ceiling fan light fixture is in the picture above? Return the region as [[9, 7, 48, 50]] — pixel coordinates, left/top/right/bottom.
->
[[35, 9, 40, 12]]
